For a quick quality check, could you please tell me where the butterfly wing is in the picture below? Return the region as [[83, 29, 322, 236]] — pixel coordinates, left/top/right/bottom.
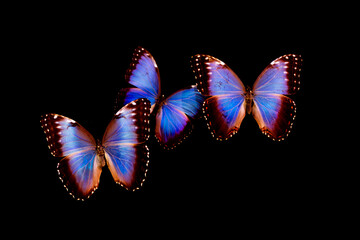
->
[[203, 94, 246, 140], [155, 86, 205, 149], [191, 54, 247, 140], [102, 98, 151, 190], [253, 54, 302, 95], [252, 94, 296, 141], [252, 54, 303, 141], [117, 47, 160, 112], [40, 114, 102, 200]]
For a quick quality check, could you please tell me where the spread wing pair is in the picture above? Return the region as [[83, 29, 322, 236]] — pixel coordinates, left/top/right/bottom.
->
[[40, 98, 151, 200], [117, 47, 205, 149], [191, 54, 302, 141]]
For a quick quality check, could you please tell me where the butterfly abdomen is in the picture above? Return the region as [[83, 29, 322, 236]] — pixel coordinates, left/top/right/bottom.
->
[[95, 140, 106, 168], [245, 87, 254, 115]]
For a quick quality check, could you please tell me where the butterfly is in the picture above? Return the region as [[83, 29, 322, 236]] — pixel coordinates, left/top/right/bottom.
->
[[191, 54, 303, 141], [116, 47, 205, 149], [40, 98, 151, 200]]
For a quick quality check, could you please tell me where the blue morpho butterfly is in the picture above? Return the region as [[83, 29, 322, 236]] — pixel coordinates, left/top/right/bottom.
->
[[190, 54, 303, 141], [40, 98, 151, 200], [116, 47, 206, 149]]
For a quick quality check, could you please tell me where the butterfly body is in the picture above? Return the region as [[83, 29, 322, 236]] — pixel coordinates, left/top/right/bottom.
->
[[191, 54, 302, 141], [95, 140, 106, 167], [41, 98, 151, 200], [244, 87, 255, 114]]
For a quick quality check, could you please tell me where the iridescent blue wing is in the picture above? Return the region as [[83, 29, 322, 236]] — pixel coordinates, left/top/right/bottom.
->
[[253, 54, 302, 95], [191, 54, 246, 96], [116, 47, 160, 112], [191, 54, 247, 140], [252, 54, 303, 141], [155, 86, 205, 149], [102, 98, 151, 190], [40, 114, 102, 200], [252, 94, 296, 141], [203, 95, 246, 140]]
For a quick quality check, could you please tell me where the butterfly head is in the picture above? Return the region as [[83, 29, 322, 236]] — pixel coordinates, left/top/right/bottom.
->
[[156, 94, 166, 108]]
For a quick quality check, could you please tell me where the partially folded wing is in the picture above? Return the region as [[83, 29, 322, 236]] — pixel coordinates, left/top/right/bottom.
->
[[122, 47, 161, 112], [155, 86, 205, 149]]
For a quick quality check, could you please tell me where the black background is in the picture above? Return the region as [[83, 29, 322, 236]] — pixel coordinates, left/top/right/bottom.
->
[[33, 7, 322, 231]]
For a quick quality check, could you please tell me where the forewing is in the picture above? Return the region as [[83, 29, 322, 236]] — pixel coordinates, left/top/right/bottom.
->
[[103, 98, 151, 190], [125, 46, 160, 102], [252, 94, 296, 141], [191, 54, 246, 96], [253, 54, 303, 95], [40, 114, 96, 157]]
